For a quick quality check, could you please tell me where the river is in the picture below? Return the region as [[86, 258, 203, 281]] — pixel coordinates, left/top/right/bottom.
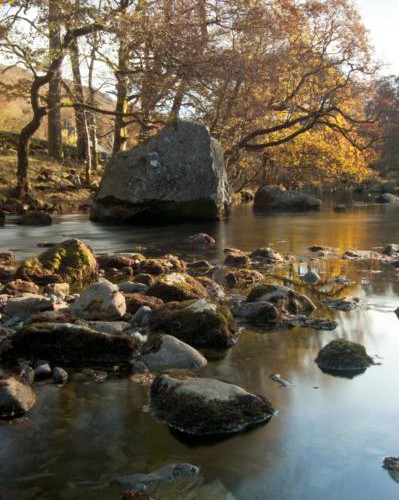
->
[[1, 202, 399, 500]]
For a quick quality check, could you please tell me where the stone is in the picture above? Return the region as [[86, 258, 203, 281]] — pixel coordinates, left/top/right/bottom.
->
[[320, 298, 359, 311], [19, 365, 35, 385], [250, 247, 284, 263], [0, 252, 15, 266], [149, 299, 239, 349], [150, 374, 274, 436], [375, 193, 399, 204], [233, 301, 281, 326], [87, 321, 132, 334], [53, 367, 69, 384], [125, 294, 164, 314], [383, 457, 399, 484], [97, 253, 144, 270], [91, 120, 231, 222], [4, 294, 54, 319], [138, 259, 169, 275], [70, 280, 126, 320], [6, 323, 136, 365], [16, 238, 98, 285], [134, 274, 155, 286], [0, 377, 36, 418], [315, 339, 374, 372], [302, 270, 321, 285], [131, 306, 152, 327], [119, 282, 149, 294], [34, 363, 52, 379], [383, 244, 399, 257], [146, 273, 208, 302], [18, 211, 52, 226], [44, 282, 70, 297], [224, 251, 250, 268], [0, 210, 4, 226], [140, 334, 207, 371], [188, 233, 216, 248], [224, 269, 265, 288], [2, 279, 40, 296], [246, 284, 315, 315], [187, 260, 213, 277], [196, 277, 225, 301], [254, 185, 321, 211]]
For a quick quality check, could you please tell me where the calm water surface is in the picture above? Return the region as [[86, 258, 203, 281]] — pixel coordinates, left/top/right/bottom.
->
[[1, 203, 399, 500]]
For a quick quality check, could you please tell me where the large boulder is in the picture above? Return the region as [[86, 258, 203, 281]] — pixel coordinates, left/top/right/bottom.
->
[[246, 284, 315, 315], [18, 211, 52, 226], [6, 323, 136, 365], [0, 377, 36, 419], [90, 120, 231, 222], [139, 334, 207, 371], [146, 273, 209, 302], [149, 299, 238, 349], [70, 280, 126, 320], [150, 374, 274, 436], [315, 339, 374, 373], [254, 185, 321, 211], [16, 238, 98, 284]]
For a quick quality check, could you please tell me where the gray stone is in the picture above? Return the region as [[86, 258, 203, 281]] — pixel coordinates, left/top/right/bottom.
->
[[119, 281, 149, 294], [233, 301, 281, 325], [140, 334, 207, 371], [70, 280, 126, 320], [18, 211, 52, 226], [0, 377, 36, 418], [91, 120, 231, 222], [254, 185, 321, 211], [4, 294, 54, 319], [53, 367, 69, 384], [131, 305, 152, 327], [303, 270, 321, 285], [34, 363, 52, 379], [44, 282, 70, 297]]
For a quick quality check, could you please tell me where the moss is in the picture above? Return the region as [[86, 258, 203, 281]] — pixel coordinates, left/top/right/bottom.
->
[[149, 300, 238, 349], [147, 273, 209, 302], [315, 339, 374, 372], [16, 238, 98, 285]]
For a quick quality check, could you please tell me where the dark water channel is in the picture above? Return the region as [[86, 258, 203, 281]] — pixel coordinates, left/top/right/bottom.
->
[[1, 202, 399, 500]]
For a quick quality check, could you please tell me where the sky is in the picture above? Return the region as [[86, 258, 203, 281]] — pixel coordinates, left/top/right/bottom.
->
[[355, 0, 399, 74]]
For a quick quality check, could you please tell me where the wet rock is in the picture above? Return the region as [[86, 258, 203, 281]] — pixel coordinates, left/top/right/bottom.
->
[[196, 277, 225, 301], [333, 205, 347, 213], [115, 463, 200, 491], [4, 294, 54, 320], [246, 284, 315, 315], [320, 298, 359, 311], [2, 279, 40, 296], [224, 269, 265, 288], [187, 260, 213, 277], [250, 247, 284, 263], [315, 339, 374, 373], [224, 251, 250, 268], [254, 185, 321, 211], [44, 282, 70, 297], [283, 315, 337, 330], [119, 282, 149, 294], [131, 306, 152, 327], [161, 254, 187, 273], [125, 294, 164, 314], [0, 252, 15, 267], [18, 211, 52, 226], [16, 238, 98, 284], [138, 259, 169, 275], [149, 299, 239, 349], [302, 270, 321, 285], [146, 273, 208, 302], [342, 249, 375, 260], [375, 193, 399, 204], [134, 274, 156, 286], [383, 244, 399, 257], [7, 323, 136, 365], [0, 377, 36, 418], [34, 363, 52, 379], [140, 334, 207, 371], [91, 120, 231, 223], [19, 365, 35, 385], [97, 254, 143, 270], [233, 301, 281, 326], [53, 366, 68, 384], [87, 321, 132, 335], [26, 309, 77, 326], [150, 374, 274, 436], [70, 280, 126, 320], [188, 233, 216, 248], [383, 457, 399, 483], [0, 265, 16, 282]]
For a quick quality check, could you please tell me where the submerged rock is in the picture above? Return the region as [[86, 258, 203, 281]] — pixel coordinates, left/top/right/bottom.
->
[[146, 273, 208, 302], [315, 339, 374, 373], [7, 323, 136, 365], [188, 233, 216, 248], [139, 334, 207, 371], [91, 119, 231, 222], [254, 185, 321, 212], [150, 374, 274, 436], [149, 299, 238, 349], [246, 284, 315, 315], [16, 238, 98, 284], [70, 280, 126, 320], [0, 377, 36, 418]]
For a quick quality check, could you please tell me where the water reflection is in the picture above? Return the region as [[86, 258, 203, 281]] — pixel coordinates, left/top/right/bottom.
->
[[1, 204, 399, 499]]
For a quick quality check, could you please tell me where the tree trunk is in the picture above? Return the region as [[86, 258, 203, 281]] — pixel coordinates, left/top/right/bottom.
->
[[113, 40, 130, 154], [47, 0, 63, 160]]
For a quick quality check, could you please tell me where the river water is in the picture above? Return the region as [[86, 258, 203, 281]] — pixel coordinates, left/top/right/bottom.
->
[[1, 202, 399, 500]]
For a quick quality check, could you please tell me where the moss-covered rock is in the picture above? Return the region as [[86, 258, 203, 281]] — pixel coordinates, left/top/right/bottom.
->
[[146, 273, 209, 302], [16, 238, 98, 285], [97, 254, 143, 270], [133, 273, 156, 286], [250, 247, 284, 263], [150, 374, 274, 436], [225, 269, 265, 288], [125, 293, 164, 314], [2, 279, 40, 296], [0, 377, 36, 419], [149, 299, 238, 349], [315, 339, 374, 373], [187, 260, 213, 277], [246, 284, 315, 315], [138, 259, 169, 275], [233, 301, 281, 326], [224, 251, 250, 268], [6, 323, 136, 365]]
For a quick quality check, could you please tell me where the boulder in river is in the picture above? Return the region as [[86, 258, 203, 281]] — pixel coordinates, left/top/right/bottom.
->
[[18, 211, 52, 226], [0, 377, 36, 419], [150, 374, 274, 436], [315, 339, 374, 373], [246, 284, 315, 315], [149, 299, 238, 349], [146, 273, 209, 302], [16, 238, 98, 285], [254, 185, 321, 211], [139, 334, 207, 371], [233, 301, 281, 326], [91, 119, 231, 223], [70, 280, 126, 320]]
